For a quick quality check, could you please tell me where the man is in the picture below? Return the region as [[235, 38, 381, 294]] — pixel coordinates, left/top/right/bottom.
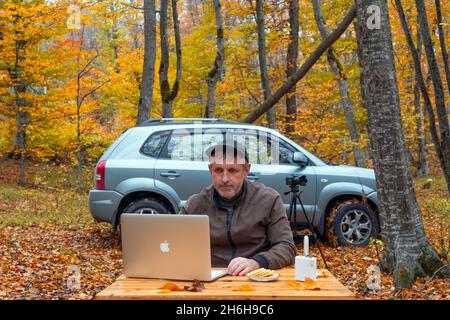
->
[[179, 141, 296, 276]]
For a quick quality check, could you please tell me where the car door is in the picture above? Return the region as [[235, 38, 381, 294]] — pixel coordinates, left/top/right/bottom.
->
[[154, 128, 224, 205], [232, 129, 317, 224]]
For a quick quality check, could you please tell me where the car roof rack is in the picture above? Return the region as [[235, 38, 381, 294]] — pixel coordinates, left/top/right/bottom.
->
[[139, 118, 240, 126]]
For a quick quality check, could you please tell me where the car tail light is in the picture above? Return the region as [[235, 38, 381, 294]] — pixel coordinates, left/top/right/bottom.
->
[[95, 160, 106, 190]]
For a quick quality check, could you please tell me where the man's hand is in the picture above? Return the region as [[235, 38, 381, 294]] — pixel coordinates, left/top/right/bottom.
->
[[227, 257, 260, 276]]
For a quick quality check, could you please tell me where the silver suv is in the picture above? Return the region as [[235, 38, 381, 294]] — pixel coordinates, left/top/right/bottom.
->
[[88, 118, 379, 246]]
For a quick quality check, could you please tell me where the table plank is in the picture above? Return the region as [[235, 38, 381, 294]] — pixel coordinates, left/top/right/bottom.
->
[[94, 268, 354, 300]]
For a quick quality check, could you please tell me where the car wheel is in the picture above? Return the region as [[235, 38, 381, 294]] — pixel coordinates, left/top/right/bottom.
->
[[122, 198, 169, 215], [328, 202, 379, 246]]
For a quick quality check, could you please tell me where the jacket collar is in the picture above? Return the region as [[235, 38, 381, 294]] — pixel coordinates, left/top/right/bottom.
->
[[213, 179, 248, 209]]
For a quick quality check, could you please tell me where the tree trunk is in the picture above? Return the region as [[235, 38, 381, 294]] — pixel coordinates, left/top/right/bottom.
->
[[12, 40, 28, 186], [14, 94, 28, 187], [395, 0, 449, 192], [137, 0, 157, 125], [243, 5, 356, 123], [414, 81, 428, 176], [413, 19, 428, 176], [159, 0, 182, 118], [206, 0, 225, 118], [255, 0, 276, 128], [312, 0, 366, 167], [108, 2, 120, 73], [285, 0, 299, 135], [434, 0, 450, 94], [414, 0, 450, 193], [76, 77, 82, 188], [355, 0, 446, 289]]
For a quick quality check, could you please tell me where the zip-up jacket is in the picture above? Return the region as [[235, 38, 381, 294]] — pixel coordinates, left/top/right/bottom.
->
[[179, 180, 296, 269]]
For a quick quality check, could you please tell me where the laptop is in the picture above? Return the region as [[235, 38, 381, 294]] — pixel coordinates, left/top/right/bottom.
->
[[121, 213, 228, 281]]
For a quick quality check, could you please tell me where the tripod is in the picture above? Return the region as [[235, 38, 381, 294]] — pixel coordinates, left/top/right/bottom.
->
[[285, 181, 329, 270]]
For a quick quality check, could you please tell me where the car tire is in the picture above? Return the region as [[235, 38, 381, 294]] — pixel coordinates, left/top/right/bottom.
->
[[115, 199, 170, 239], [122, 198, 169, 215], [327, 201, 379, 246]]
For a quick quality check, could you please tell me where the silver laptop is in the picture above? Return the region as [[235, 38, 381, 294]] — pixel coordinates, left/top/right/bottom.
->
[[121, 214, 228, 281]]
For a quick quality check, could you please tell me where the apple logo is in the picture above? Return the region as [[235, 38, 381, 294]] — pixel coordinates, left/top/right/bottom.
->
[[160, 240, 170, 253]]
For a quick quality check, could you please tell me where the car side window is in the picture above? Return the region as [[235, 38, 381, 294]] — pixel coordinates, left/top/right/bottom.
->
[[279, 142, 296, 164], [160, 129, 224, 161], [140, 130, 170, 158], [232, 130, 296, 165], [166, 133, 194, 161], [201, 132, 224, 161]]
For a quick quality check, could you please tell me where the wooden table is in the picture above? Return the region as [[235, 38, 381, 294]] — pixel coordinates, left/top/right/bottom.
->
[[94, 268, 355, 300]]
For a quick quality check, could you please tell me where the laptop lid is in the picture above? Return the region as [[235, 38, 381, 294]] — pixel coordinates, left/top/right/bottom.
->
[[121, 214, 215, 281]]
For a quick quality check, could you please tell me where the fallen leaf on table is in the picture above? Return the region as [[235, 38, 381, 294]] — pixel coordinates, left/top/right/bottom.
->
[[159, 282, 183, 291], [184, 279, 205, 292], [285, 280, 303, 289], [156, 289, 172, 294], [304, 277, 320, 290], [232, 284, 255, 292]]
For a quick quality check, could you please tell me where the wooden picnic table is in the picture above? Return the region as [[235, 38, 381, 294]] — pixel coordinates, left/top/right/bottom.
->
[[94, 268, 355, 300]]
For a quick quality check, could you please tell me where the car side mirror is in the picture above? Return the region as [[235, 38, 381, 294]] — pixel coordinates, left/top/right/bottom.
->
[[293, 152, 308, 166]]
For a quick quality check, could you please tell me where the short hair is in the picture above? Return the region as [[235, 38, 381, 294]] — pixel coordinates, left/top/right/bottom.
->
[[205, 141, 249, 164]]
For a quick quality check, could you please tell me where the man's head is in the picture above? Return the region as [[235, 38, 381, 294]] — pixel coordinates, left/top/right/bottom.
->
[[205, 141, 251, 200]]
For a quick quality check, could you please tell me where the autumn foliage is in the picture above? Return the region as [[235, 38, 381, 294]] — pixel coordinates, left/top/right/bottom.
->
[[0, 0, 448, 300], [0, 0, 447, 171]]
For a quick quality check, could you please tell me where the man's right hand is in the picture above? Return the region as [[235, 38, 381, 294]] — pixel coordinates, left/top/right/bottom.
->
[[227, 257, 260, 276]]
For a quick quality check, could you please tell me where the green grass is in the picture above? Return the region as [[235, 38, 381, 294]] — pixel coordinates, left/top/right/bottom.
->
[[0, 183, 93, 227], [414, 175, 450, 218], [0, 184, 23, 201]]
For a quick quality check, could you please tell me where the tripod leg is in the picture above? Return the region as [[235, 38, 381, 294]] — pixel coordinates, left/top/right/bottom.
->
[[296, 195, 329, 269]]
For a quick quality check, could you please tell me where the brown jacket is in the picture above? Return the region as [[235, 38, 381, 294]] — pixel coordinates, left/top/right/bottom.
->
[[179, 180, 296, 269]]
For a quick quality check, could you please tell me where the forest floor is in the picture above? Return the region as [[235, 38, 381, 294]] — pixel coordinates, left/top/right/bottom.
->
[[0, 160, 448, 300]]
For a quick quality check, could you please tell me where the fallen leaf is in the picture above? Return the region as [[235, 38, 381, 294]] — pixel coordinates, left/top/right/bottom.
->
[[285, 280, 303, 289], [159, 282, 183, 291], [362, 257, 375, 262], [304, 277, 320, 290], [232, 284, 255, 292], [183, 279, 205, 292], [156, 289, 172, 294]]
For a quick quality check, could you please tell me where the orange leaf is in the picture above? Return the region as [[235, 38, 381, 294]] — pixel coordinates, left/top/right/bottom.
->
[[156, 289, 172, 294], [285, 280, 303, 289], [159, 282, 183, 291], [232, 284, 255, 292], [304, 277, 320, 290]]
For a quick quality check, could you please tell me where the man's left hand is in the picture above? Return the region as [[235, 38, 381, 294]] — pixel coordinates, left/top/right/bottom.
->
[[227, 257, 260, 276]]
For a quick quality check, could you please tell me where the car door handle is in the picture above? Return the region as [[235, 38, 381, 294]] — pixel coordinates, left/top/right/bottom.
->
[[247, 175, 259, 180], [160, 171, 180, 178]]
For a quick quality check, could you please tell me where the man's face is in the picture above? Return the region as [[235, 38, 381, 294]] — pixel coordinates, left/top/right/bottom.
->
[[208, 159, 251, 200]]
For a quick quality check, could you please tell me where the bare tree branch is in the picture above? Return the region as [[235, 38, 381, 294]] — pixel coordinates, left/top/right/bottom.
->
[[242, 5, 356, 123]]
